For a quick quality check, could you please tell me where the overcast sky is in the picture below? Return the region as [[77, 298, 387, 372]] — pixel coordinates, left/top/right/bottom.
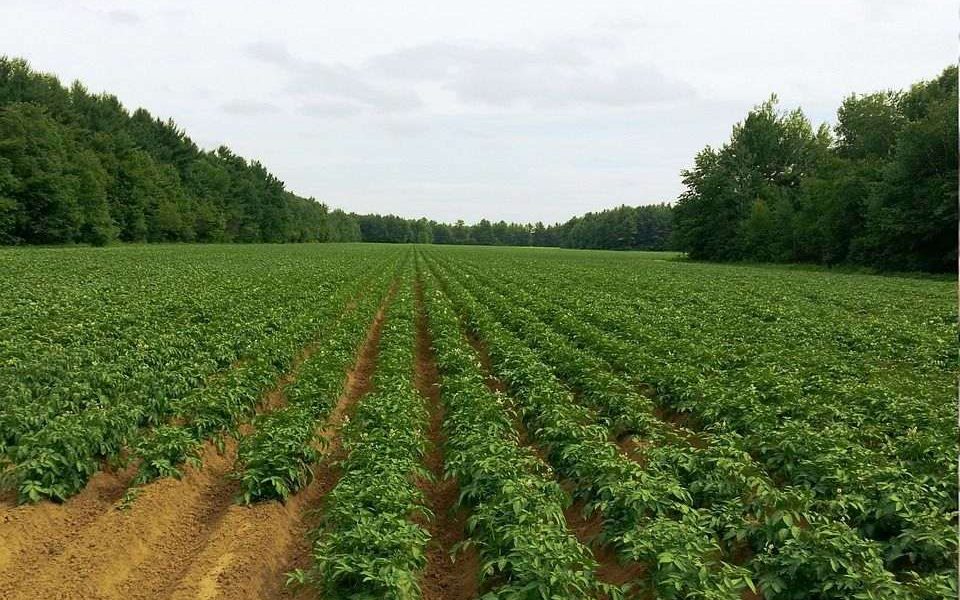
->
[[1, 1, 955, 223]]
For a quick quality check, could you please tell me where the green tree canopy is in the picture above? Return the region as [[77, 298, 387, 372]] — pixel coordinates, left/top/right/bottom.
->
[[674, 67, 957, 272]]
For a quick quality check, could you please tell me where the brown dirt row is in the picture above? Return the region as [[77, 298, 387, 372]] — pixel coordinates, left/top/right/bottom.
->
[[1, 280, 370, 531], [460, 328, 645, 595], [0, 439, 239, 600], [0, 335, 307, 597], [172, 293, 391, 600], [423, 262, 755, 597], [0, 460, 139, 584], [0, 288, 393, 600], [562, 492, 647, 589], [0, 489, 16, 509], [413, 278, 480, 600], [482, 327, 760, 594], [247, 285, 374, 424], [203, 357, 252, 387], [422, 261, 643, 591]]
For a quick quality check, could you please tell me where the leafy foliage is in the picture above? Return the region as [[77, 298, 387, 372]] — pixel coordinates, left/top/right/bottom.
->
[[420, 262, 610, 598], [0, 244, 394, 501], [298, 272, 433, 599], [425, 245, 957, 598], [0, 243, 953, 597], [674, 66, 957, 272], [428, 255, 754, 598], [0, 57, 359, 245], [235, 264, 397, 503], [1, 57, 954, 274]]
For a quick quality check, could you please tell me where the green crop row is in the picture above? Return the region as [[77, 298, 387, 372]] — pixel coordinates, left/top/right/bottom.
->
[[1, 243, 954, 597], [436, 254, 945, 599], [424, 253, 755, 599], [0, 245, 398, 502], [419, 264, 613, 598], [7, 265, 366, 501], [131, 262, 383, 487], [424, 246, 956, 597], [295, 273, 432, 599], [443, 255, 956, 592], [1, 247, 378, 450], [235, 259, 399, 503]]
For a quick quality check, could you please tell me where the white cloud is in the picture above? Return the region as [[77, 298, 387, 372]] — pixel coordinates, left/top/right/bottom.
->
[[287, 63, 423, 111], [221, 99, 282, 115], [298, 100, 363, 118], [244, 37, 694, 115], [245, 41, 296, 67], [366, 40, 693, 108], [244, 42, 423, 113], [104, 9, 140, 25], [444, 58, 695, 108]]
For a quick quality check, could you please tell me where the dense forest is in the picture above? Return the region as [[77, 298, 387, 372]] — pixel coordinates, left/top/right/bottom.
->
[[0, 57, 955, 271], [674, 66, 957, 273], [0, 57, 361, 245]]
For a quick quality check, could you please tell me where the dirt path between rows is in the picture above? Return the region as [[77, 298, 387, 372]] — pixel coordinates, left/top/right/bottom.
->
[[0, 285, 371, 565], [0, 438, 240, 600], [562, 494, 647, 589], [0, 290, 391, 600], [0, 461, 138, 581], [0, 490, 17, 511], [413, 278, 480, 600], [171, 292, 391, 600]]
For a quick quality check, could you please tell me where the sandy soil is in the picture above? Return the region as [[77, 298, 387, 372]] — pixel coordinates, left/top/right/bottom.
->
[[414, 278, 481, 600]]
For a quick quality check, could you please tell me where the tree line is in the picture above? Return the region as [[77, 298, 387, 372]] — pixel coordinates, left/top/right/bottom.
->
[[351, 203, 673, 250], [1, 56, 955, 272], [0, 57, 670, 251], [673, 66, 957, 273]]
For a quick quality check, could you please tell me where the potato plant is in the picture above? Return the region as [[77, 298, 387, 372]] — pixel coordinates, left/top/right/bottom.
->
[[440, 256, 914, 598], [0, 243, 953, 598], [235, 265, 397, 503], [296, 273, 433, 599], [0, 245, 392, 501], [130, 265, 377, 486], [425, 246, 957, 598], [427, 256, 753, 599], [420, 267, 612, 598]]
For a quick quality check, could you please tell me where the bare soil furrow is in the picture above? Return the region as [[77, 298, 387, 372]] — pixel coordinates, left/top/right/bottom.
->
[[0, 462, 137, 585], [563, 493, 647, 589], [414, 279, 480, 600], [0, 440, 235, 600], [168, 292, 391, 600]]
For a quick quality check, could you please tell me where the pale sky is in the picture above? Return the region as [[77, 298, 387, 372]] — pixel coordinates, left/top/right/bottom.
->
[[0, 1, 955, 223]]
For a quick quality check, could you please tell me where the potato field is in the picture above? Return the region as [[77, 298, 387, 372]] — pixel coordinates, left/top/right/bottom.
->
[[0, 244, 955, 600]]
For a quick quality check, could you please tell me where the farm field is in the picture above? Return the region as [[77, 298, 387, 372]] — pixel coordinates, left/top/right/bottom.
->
[[0, 243, 956, 600]]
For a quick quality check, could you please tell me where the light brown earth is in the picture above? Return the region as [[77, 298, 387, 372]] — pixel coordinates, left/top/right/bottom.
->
[[413, 278, 481, 600], [168, 296, 389, 600]]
